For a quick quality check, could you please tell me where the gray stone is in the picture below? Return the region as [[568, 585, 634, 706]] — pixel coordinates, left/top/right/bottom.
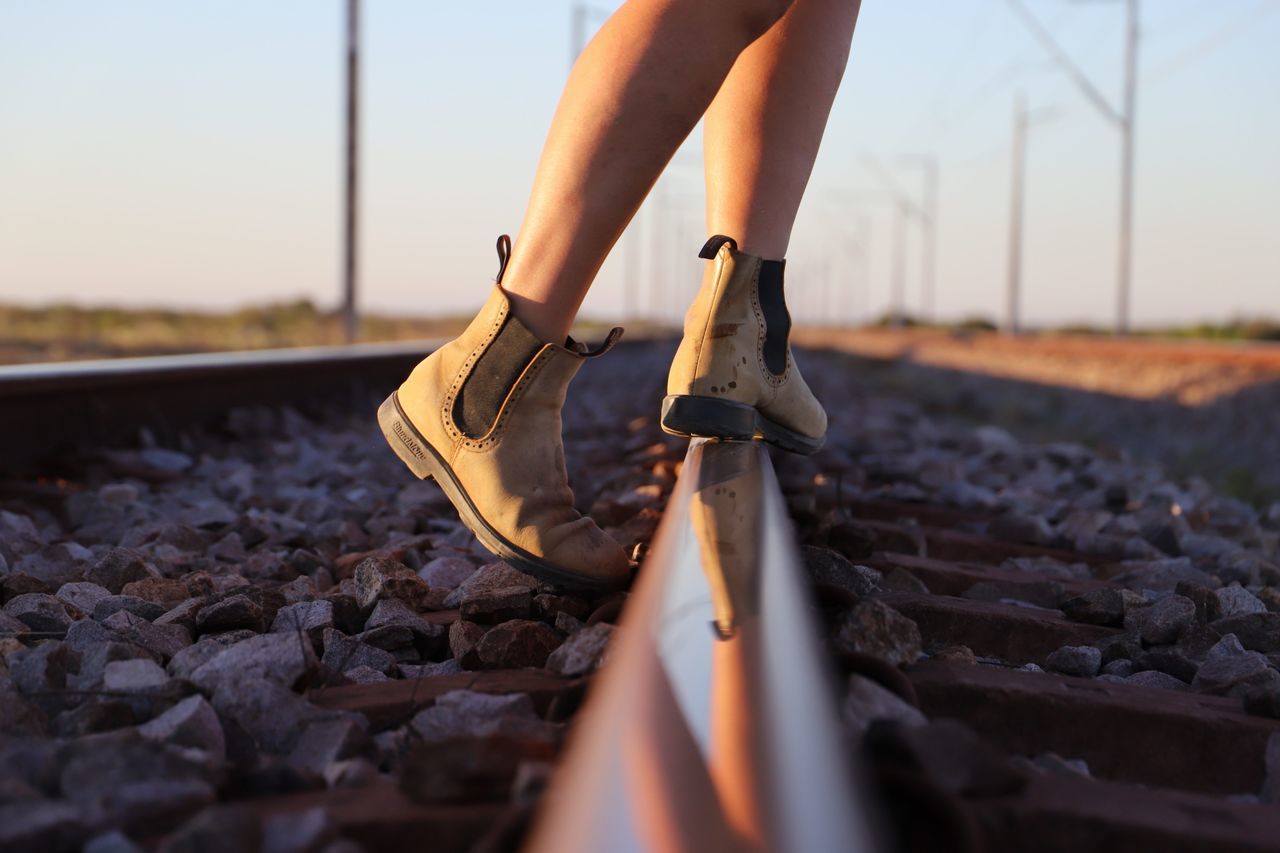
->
[[546, 622, 613, 676], [1045, 645, 1102, 678], [841, 673, 927, 736], [195, 594, 264, 634], [158, 804, 258, 853], [51, 698, 135, 738], [322, 628, 397, 674], [56, 582, 113, 615], [834, 599, 923, 668], [0, 608, 29, 635], [448, 620, 485, 667], [1112, 557, 1218, 594], [1101, 659, 1135, 677], [475, 619, 562, 669], [342, 665, 392, 684], [12, 542, 93, 587], [0, 689, 47, 736], [398, 660, 463, 678], [444, 562, 539, 610], [85, 548, 159, 594], [988, 512, 1054, 546], [353, 557, 438, 611], [802, 546, 881, 600], [139, 695, 226, 761], [1262, 734, 1280, 804], [190, 631, 317, 693], [212, 679, 333, 756], [1210, 613, 1280, 653], [70, 640, 151, 693], [64, 616, 117, 654], [417, 556, 477, 590], [1206, 633, 1248, 661], [8, 641, 79, 713], [85, 830, 144, 853], [365, 598, 445, 642], [409, 689, 557, 744], [271, 600, 334, 645], [166, 630, 256, 680], [1060, 588, 1126, 627], [94, 595, 167, 623], [103, 610, 192, 660], [1123, 595, 1195, 646], [0, 800, 90, 853], [103, 658, 169, 692], [1192, 651, 1278, 696], [1123, 670, 1189, 691], [554, 611, 585, 634], [152, 598, 204, 633], [4, 594, 73, 633], [287, 719, 373, 775], [59, 730, 216, 805], [263, 807, 337, 853], [1216, 585, 1267, 618]]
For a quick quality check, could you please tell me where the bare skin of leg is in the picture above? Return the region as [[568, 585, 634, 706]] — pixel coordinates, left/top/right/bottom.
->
[[704, 0, 863, 259], [501, 0, 795, 344]]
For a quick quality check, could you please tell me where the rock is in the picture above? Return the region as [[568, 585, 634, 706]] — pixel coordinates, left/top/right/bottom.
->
[[322, 628, 397, 674], [1261, 734, 1280, 803], [103, 610, 192, 660], [1101, 659, 1134, 677], [139, 695, 226, 761], [546, 623, 613, 676], [103, 658, 169, 691], [85, 549, 158, 594], [56, 582, 113, 615], [1123, 670, 1189, 691], [1123, 595, 1195, 646], [166, 630, 256, 680], [271, 600, 335, 646], [0, 609, 29, 635], [1206, 633, 1248, 661], [409, 690, 557, 744], [1174, 581, 1222, 625], [342, 665, 392, 684], [1059, 588, 1125, 627], [1112, 557, 1217, 594], [190, 631, 317, 693], [554, 611, 584, 634], [320, 592, 364, 634], [64, 616, 123, 654], [212, 679, 335, 757], [842, 674, 927, 736], [399, 660, 464, 678], [1135, 647, 1200, 683], [51, 698, 135, 738], [459, 587, 534, 624], [121, 578, 192, 610], [834, 599, 923, 668], [4, 594, 73, 633], [263, 807, 337, 853], [287, 719, 374, 776], [1216, 585, 1267, 618], [474, 620, 562, 669], [1210, 613, 1280, 653], [278, 574, 319, 604], [153, 598, 204, 634], [0, 690, 47, 736], [85, 830, 144, 853], [13, 543, 93, 587], [880, 568, 930, 594], [365, 598, 445, 643], [8, 641, 79, 714], [354, 557, 438, 611], [399, 735, 553, 805], [0, 800, 90, 853], [444, 562, 538, 610], [988, 512, 1054, 546], [158, 805, 259, 853], [1045, 645, 1102, 677], [801, 546, 881, 601], [1192, 651, 1279, 696], [60, 730, 216, 807], [94, 595, 166, 623], [933, 645, 977, 666], [195, 594, 264, 635], [417, 556, 477, 590], [532, 593, 591, 622], [449, 620, 485, 667]]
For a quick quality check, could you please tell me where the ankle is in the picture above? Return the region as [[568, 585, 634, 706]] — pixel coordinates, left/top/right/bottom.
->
[[504, 289, 571, 345]]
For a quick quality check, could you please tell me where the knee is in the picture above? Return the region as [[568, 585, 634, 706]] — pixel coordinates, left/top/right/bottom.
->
[[736, 0, 795, 39]]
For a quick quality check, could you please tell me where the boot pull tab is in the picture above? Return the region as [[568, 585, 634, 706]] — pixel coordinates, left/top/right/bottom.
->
[[494, 234, 512, 283], [698, 235, 738, 259], [565, 327, 625, 358]]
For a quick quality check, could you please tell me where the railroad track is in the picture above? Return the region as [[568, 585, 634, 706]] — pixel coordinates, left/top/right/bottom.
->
[[1, 340, 1278, 851]]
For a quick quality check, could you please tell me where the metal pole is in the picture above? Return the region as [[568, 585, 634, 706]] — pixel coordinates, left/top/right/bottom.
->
[[1116, 0, 1138, 334], [342, 0, 360, 343], [1006, 95, 1028, 336], [890, 200, 907, 327], [922, 159, 938, 323]]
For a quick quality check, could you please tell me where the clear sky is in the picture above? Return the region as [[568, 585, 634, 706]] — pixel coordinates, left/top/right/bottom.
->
[[1, 0, 1277, 329]]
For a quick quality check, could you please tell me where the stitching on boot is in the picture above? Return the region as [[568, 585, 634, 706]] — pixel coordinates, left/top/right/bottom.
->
[[442, 295, 510, 443]]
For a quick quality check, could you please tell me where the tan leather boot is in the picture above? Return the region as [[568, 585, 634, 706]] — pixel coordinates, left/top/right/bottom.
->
[[377, 235, 631, 591], [663, 235, 826, 454]]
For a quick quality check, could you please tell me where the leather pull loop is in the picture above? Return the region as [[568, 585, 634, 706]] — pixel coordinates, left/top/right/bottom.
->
[[565, 326, 625, 358], [494, 234, 513, 283], [698, 235, 738, 259]]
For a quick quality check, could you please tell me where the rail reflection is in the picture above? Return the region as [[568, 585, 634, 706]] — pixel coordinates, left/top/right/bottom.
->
[[528, 439, 875, 852]]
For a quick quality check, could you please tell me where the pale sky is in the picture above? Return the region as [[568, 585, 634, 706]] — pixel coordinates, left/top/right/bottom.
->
[[1, 0, 1277, 329]]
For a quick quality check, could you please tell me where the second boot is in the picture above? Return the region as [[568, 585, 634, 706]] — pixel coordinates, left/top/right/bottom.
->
[[663, 235, 826, 454], [377, 235, 631, 591]]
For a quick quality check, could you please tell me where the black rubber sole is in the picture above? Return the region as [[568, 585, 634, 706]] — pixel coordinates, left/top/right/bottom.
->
[[660, 394, 824, 456], [377, 392, 627, 592]]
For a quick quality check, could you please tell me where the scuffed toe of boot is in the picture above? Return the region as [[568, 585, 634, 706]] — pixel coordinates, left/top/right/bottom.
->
[[541, 519, 632, 590]]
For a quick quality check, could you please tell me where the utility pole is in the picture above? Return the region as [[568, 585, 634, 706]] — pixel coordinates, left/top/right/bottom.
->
[[342, 0, 360, 343], [1006, 0, 1140, 334], [860, 153, 927, 327], [900, 156, 939, 322], [1006, 95, 1029, 336]]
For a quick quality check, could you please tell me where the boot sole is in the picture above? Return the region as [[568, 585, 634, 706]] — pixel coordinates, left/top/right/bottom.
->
[[660, 394, 824, 456], [377, 392, 627, 592]]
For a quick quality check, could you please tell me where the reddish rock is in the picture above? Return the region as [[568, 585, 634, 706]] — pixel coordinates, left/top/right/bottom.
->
[[475, 620, 562, 670]]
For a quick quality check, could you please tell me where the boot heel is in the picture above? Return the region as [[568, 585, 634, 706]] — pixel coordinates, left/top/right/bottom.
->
[[377, 392, 438, 481], [660, 395, 758, 442]]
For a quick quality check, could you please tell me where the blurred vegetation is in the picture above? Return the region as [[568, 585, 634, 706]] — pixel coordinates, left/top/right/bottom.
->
[[871, 312, 1280, 342], [0, 300, 470, 364]]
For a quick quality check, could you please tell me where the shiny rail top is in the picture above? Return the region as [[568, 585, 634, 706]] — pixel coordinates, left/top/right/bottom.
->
[[528, 439, 876, 852]]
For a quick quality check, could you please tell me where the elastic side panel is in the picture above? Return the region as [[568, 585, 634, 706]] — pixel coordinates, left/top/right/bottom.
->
[[758, 259, 790, 377], [452, 316, 543, 438]]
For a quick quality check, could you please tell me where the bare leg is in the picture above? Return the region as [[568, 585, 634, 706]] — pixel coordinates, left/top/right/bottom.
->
[[502, 0, 795, 343], [704, 0, 862, 259]]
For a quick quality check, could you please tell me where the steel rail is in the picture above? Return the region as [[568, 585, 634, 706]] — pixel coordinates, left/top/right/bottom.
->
[[527, 438, 877, 852], [0, 341, 440, 470]]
